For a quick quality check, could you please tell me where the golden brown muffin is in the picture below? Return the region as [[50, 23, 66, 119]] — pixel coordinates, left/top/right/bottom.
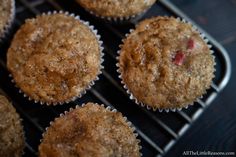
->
[[0, 0, 15, 39], [0, 95, 25, 157], [7, 13, 102, 105], [119, 17, 215, 110], [39, 103, 140, 157], [76, 0, 156, 18]]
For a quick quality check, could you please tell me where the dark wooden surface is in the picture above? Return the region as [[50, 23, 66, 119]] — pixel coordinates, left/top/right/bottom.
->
[[0, 0, 234, 156], [166, 0, 236, 156]]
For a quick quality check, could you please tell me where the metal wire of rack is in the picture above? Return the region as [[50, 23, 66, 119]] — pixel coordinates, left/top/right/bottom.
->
[[0, 0, 231, 157]]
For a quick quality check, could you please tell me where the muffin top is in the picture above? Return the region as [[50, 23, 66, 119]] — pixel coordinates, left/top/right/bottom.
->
[[0, 0, 14, 37], [0, 95, 25, 157], [76, 0, 156, 18], [119, 17, 215, 109], [7, 13, 102, 104], [39, 103, 140, 157]]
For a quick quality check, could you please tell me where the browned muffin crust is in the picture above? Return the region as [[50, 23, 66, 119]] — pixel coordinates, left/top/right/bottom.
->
[[0, 95, 25, 157], [119, 17, 215, 109], [76, 0, 156, 18], [39, 103, 140, 157], [0, 0, 14, 37], [7, 13, 101, 104]]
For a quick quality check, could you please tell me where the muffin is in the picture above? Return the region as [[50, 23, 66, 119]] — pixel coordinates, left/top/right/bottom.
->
[[7, 12, 103, 105], [0, 95, 25, 157], [118, 17, 215, 111], [76, 0, 156, 21], [0, 0, 15, 41], [39, 103, 141, 157]]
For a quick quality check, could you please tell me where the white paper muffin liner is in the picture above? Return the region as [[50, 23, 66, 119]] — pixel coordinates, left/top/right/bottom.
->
[[9, 11, 104, 106], [116, 16, 216, 112], [40, 103, 142, 156], [0, 0, 15, 42], [81, 5, 152, 24]]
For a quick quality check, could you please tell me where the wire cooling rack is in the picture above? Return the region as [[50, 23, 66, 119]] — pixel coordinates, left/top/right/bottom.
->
[[0, 0, 231, 156]]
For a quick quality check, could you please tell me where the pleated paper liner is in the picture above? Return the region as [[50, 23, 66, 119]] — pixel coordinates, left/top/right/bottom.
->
[[116, 16, 216, 112], [9, 11, 104, 106], [76, 0, 156, 24], [85, 8, 150, 24]]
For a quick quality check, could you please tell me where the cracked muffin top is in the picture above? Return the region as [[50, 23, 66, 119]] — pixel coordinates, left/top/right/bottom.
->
[[0, 0, 14, 38], [7, 13, 102, 105], [0, 95, 25, 157], [39, 103, 140, 157], [119, 17, 215, 110], [76, 0, 156, 18]]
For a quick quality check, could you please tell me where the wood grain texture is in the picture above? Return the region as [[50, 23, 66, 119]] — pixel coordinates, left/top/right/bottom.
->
[[165, 0, 236, 156]]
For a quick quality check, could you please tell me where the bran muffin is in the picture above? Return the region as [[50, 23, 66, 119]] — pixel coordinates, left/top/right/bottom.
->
[[76, 0, 156, 20], [0, 0, 15, 40], [118, 17, 215, 110], [39, 103, 141, 157], [7, 12, 103, 105], [0, 95, 25, 157]]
